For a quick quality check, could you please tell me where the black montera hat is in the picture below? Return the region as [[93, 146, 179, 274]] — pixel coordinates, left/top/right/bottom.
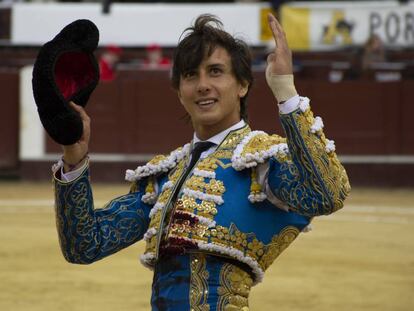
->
[[32, 19, 100, 145]]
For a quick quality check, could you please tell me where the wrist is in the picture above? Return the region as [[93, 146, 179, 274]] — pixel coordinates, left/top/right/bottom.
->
[[266, 72, 297, 103], [62, 152, 89, 173]]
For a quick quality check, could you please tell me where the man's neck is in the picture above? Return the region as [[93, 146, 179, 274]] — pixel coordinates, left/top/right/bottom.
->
[[193, 120, 246, 145]]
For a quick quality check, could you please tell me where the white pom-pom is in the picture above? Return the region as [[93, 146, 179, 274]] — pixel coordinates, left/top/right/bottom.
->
[[182, 188, 224, 205], [139, 252, 156, 269], [193, 168, 216, 179], [325, 139, 336, 153], [143, 228, 157, 241], [299, 97, 310, 112], [141, 192, 158, 204], [248, 192, 267, 203], [125, 169, 136, 181], [149, 202, 164, 218], [310, 116, 324, 133]]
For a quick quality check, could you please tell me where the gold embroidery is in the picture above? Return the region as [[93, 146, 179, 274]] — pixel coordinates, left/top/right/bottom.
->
[[55, 177, 148, 263], [144, 235, 157, 253], [169, 160, 186, 182], [157, 188, 173, 204], [197, 157, 218, 172], [212, 226, 246, 251], [260, 226, 300, 270], [170, 223, 300, 276], [240, 133, 286, 159], [286, 107, 350, 214], [145, 126, 251, 260], [143, 161, 187, 256], [184, 176, 226, 196], [148, 154, 167, 165], [177, 196, 218, 218], [170, 219, 209, 241], [220, 127, 251, 150], [213, 151, 233, 161], [190, 254, 210, 311], [217, 263, 252, 310], [148, 210, 162, 229]]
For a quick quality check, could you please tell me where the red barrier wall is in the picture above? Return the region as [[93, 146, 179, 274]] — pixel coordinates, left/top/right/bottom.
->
[[0, 69, 19, 172], [1, 68, 413, 185], [41, 70, 414, 156]]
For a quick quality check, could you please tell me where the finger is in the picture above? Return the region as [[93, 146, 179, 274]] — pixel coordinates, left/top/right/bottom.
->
[[69, 101, 81, 112], [271, 14, 284, 34], [268, 13, 289, 50], [267, 13, 282, 48], [69, 101, 90, 121], [273, 15, 290, 50]]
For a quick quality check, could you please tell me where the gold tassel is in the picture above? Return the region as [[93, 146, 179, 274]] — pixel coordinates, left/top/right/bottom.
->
[[129, 182, 138, 193], [250, 168, 262, 194], [145, 177, 155, 194]]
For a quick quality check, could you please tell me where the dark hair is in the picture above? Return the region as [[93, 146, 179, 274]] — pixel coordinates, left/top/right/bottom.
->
[[171, 14, 253, 121]]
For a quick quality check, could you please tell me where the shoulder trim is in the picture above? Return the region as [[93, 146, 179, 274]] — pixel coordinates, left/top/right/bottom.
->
[[231, 131, 289, 171], [125, 143, 190, 181]]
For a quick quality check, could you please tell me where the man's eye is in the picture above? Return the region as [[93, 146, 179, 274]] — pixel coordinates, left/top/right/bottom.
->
[[183, 71, 196, 79], [211, 68, 222, 75]]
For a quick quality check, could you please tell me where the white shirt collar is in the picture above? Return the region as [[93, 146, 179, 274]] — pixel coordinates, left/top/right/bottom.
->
[[193, 120, 246, 146]]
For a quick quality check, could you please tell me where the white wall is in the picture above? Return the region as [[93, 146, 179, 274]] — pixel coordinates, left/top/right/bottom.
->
[[19, 66, 45, 160], [11, 3, 266, 46]]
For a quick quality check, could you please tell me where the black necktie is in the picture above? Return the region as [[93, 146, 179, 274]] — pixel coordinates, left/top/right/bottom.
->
[[188, 141, 215, 172], [159, 141, 215, 254], [172, 141, 215, 200]]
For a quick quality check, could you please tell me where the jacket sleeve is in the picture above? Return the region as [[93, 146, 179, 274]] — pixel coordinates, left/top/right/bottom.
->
[[54, 166, 152, 264], [267, 97, 351, 217]]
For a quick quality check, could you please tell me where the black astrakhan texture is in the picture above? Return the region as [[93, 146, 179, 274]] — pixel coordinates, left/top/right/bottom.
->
[[32, 19, 100, 145]]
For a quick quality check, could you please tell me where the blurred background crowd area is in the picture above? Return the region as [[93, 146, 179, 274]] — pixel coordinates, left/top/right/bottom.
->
[[2, 0, 414, 80], [0, 0, 413, 187]]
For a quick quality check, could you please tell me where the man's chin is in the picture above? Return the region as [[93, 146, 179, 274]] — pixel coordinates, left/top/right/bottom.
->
[[193, 116, 220, 128]]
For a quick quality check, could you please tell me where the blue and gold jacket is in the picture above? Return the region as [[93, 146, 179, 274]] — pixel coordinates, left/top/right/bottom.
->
[[54, 97, 350, 286]]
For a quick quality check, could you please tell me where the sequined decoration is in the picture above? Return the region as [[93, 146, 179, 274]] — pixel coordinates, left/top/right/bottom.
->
[[217, 263, 252, 311], [219, 126, 251, 150], [190, 254, 210, 311], [143, 160, 187, 256]]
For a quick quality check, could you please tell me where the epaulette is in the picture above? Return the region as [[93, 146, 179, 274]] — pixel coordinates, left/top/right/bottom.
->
[[231, 131, 290, 203], [125, 143, 190, 182], [231, 131, 289, 171], [125, 143, 190, 205]]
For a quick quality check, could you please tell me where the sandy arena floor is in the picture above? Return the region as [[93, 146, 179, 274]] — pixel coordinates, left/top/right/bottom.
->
[[0, 182, 413, 311]]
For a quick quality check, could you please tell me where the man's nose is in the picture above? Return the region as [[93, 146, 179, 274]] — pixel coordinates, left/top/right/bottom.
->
[[197, 73, 211, 94]]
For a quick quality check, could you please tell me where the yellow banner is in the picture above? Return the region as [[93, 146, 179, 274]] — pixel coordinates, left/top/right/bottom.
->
[[260, 8, 278, 41], [280, 6, 310, 51]]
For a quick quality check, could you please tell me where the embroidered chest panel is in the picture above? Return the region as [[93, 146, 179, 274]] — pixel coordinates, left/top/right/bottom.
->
[[136, 125, 307, 284]]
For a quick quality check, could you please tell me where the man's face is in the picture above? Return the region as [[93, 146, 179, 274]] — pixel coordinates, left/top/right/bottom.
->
[[178, 46, 248, 139]]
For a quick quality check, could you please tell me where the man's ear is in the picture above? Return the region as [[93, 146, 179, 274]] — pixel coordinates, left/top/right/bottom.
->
[[239, 82, 249, 98], [177, 90, 184, 105]]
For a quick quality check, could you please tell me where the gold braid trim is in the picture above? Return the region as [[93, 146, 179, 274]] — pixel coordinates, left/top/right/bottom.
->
[[190, 254, 210, 311], [217, 263, 252, 311], [292, 106, 351, 212]]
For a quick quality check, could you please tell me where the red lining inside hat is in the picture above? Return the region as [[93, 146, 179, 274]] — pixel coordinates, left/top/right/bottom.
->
[[54, 51, 96, 100]]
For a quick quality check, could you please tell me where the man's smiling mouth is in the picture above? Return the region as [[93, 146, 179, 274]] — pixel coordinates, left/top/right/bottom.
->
[[196, 99, 217, 107]]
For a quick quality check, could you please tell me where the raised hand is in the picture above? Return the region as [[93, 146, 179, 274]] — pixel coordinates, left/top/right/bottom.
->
[[266, 13, 293, 76], [62, 102, 91, 172]]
